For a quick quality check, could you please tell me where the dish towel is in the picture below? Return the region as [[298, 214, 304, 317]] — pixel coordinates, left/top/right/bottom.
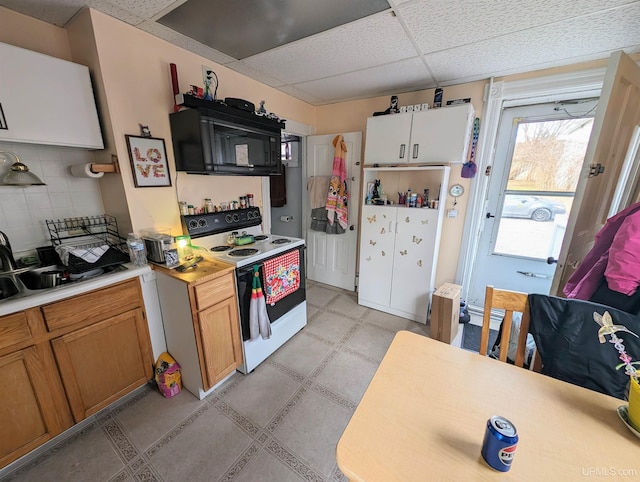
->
[[55, 244, 109, 266], [249, 265, 271, 340], [325, 135, 349, 231], [307, 176, 331, 209], [263, 250, 300, 305]]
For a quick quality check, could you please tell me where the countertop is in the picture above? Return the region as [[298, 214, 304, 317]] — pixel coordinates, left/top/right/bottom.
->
[[0, 263, 152, 317], [151, 258, 235, 285]]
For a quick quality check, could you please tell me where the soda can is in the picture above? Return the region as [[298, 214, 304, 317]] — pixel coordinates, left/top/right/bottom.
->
[[481, 415, 518, 472]]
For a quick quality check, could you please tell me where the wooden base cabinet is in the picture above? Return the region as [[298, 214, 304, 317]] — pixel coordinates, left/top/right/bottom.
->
[[0, 343, 73, 468], [0, 278, 153, 471], [51, 308, 153, 422]]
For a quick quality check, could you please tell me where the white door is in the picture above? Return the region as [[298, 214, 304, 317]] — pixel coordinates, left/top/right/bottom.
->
[[305, 132, 362, 290], [467, 100, 596, 306], [552, 51, 640, 295]]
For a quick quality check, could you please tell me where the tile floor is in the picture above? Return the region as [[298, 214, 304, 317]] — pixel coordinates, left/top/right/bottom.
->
[[2, 280, 434, 482]]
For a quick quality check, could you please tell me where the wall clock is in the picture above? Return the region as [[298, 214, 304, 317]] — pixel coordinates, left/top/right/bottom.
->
[[449, 184, 464, 198]]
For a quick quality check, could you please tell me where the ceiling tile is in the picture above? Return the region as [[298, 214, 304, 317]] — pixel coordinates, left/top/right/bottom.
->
[[292, 57, 435, 104], [137, 20, 236, 64], [88, 0, 145, 25], [106, 0, 176, 19], [0, 0, 86, 26], [225, 62, 286, 88], [277, 85, 323, 105], [242, 11, 418, 84], [400, 0, 636, 54], [425, 3, 640, 83]]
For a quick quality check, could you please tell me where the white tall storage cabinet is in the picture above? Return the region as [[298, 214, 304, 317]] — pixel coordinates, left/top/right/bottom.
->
[[358, 166, 450, 323]]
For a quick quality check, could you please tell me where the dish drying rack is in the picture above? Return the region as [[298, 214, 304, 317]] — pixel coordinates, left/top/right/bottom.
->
[[45, 214, 129, 273]]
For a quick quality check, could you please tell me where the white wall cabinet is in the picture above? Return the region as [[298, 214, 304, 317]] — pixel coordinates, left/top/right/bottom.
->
[[358, 166, 450, 322], [364, 104, 474, 165], [0, 42, 103, 149]]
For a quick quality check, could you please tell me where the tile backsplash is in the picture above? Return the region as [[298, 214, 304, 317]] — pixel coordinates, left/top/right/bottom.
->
[[0, 142, 104, 257]]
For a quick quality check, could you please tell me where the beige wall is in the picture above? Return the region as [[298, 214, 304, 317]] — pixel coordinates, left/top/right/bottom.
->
[[0, 7, 71, 60]]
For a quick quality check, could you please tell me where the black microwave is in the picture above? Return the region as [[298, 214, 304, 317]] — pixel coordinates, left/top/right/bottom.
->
[[169, 98, 283, 176]]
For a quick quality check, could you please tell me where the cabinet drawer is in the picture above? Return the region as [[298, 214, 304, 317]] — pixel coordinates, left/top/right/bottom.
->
[[194, 273, 235, 311], [0, 312, 32, 350], [43, 279, 141, 332]]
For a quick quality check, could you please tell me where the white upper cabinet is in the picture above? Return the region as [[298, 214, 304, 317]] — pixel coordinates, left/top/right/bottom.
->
[[364, 104, 474, 165], [0, 42, 103, 149]]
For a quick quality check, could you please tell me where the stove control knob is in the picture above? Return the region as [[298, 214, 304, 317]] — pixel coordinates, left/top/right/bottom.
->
[[198, 219, 207, 227], [188, 219, 198, 229], [253, 209, 260, 218], [232, 213, 240, 222], [225, 214, 232, 223]]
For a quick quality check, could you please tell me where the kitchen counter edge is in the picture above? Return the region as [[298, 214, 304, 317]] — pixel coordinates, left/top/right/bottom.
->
[[0, 263, 152, 317]]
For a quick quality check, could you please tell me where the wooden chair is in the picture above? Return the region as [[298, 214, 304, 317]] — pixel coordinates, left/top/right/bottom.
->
[[480, 285, 542, 371]]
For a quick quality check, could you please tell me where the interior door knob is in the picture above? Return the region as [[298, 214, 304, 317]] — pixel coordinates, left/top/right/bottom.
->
[[486, 212, 495, 219], [546, 257, 558, 264], [349, 225, 355, 231]]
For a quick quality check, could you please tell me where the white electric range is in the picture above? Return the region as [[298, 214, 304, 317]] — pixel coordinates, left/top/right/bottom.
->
[[182, 208, 307, 374]]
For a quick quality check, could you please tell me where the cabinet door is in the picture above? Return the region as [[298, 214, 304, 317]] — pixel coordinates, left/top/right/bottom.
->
[[358, 205, 396, 306], [0, 42, 103, 148], [409, 104, 474, 164], [390, 208, 440, 320], [0, 344, 72, 468], [364, 114, 412, 165], [197, 297, 243, 390], [51, 308, 153, 422]]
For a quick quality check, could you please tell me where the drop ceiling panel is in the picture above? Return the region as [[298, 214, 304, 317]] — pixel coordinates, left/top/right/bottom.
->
[[277, 85, 323, 105], [243, 12, 418, 85], [293, 57, 434, 103], [226, 61, 286, 88], [107, 0, 176, 20], [89, 0, 145, 26], [0, 0, 86, 26], [137, 20, 236, 64], [425, 3, 640, 83], [157, 0, 390, 59], [401, 0, 637, 54]]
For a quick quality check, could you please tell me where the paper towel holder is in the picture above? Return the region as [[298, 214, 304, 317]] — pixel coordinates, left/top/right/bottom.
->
[[88, 161, 120, 174]]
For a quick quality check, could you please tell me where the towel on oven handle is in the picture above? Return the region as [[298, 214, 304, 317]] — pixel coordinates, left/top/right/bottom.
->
[[263, 249, 301, 305], [250, 265, 271, 340]]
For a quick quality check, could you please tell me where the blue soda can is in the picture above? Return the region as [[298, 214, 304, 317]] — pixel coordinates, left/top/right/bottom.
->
[[481, 415, 518, 472]]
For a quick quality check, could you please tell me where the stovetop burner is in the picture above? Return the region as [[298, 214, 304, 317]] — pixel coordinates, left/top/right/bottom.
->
[[254, 235, 269, 241], [210, 245, 233, 252], [228, 248, 260, 257], [271, 238, 291, 245]]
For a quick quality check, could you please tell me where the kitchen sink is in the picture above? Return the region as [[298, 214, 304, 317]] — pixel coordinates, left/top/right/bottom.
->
[[0, 276, 19, 300], [18, 266, 66, 290]]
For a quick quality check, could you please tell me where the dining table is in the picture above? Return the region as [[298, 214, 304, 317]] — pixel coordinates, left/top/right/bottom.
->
[[336, 330, 640, 481]]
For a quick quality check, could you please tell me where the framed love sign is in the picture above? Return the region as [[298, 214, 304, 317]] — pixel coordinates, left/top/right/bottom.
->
[[125, 135, 172, 187]]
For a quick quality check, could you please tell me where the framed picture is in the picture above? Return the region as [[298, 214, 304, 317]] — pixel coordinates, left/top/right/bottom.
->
[[125, 135, 171, 187]]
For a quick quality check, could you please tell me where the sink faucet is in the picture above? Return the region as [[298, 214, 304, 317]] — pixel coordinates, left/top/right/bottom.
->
[[0, 231, 17, 271]]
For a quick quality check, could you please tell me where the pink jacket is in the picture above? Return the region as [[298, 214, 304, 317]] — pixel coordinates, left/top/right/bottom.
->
[[564, 202, 640, 299]]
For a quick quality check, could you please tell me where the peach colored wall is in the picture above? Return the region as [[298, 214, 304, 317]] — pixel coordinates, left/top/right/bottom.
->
[[316, 82, 485, 287], [82, 9, 316, 236], [0, 6, 71, 60]]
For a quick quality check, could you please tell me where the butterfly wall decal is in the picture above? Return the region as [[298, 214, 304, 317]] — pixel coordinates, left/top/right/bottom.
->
[[367, 214, 376, 223], [399, 250, 407, 255], [413, 236, 423, 244], [369, 240, 376, 246]]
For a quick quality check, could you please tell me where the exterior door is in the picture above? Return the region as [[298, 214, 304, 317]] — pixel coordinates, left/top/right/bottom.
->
[[552, 51, 640, 295], [305, 132, 362, 291], [467, 101, 596, 306]]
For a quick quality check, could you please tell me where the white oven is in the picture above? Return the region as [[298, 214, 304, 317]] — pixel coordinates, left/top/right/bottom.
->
[[183, 208, 307, 373]]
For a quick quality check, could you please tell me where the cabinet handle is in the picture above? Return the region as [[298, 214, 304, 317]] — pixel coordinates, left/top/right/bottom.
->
[[399, 144, 406, 159], [412, 144, 419, 159], [0, 103, 8, 130]]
